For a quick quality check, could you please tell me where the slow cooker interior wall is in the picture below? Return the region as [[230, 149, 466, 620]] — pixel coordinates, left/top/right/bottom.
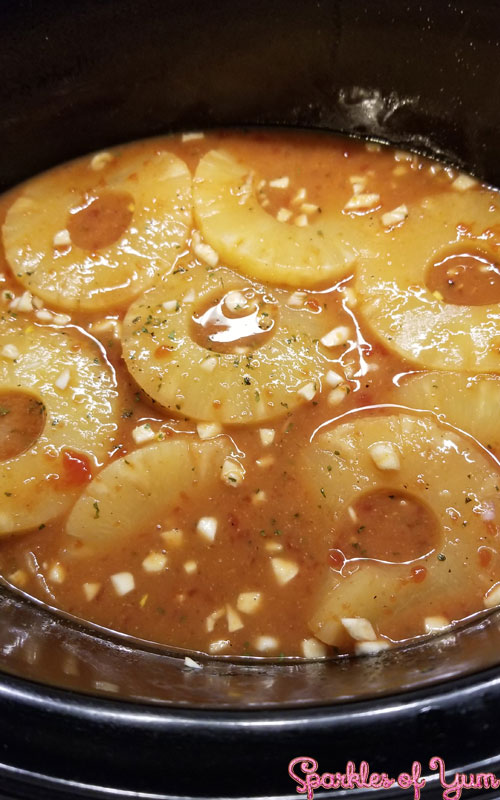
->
[[1, 2, 500, 797], [1, 0, 500, 193]]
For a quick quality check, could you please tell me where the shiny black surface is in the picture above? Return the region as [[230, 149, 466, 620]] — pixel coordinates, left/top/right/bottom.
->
[[1, 0, 500, 797]]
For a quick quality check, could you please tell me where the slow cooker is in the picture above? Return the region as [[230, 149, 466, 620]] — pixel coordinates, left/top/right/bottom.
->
[[1, 1, 500, 797]]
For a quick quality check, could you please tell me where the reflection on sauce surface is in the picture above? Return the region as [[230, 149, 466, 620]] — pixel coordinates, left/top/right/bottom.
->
[[427, 247, 500, 305], [191, 288, 277, 354], [0, 129, 499, 659]]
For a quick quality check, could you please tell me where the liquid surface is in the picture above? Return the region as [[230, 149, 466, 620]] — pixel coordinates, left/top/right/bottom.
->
[[0, 129, 499, 660]]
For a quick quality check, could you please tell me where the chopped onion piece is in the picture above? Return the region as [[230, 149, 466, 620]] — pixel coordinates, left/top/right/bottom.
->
[[271, 557, 299, 586], [368, 441, 401, 471], [341, 617, 377, 642], [236, 591, 262, 614], [301, 638, 328, 659], [110, 572, 135, 596]]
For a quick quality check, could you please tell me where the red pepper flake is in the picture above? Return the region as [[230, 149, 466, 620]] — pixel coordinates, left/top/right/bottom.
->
[[154, 345, 173, 359], [410, 565, 427, 584], [59, 449, 93, 487]]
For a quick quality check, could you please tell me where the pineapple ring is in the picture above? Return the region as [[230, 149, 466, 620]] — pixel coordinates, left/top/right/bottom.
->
[[0, 322, 118, 535], [356, 191, 500, 371], [193, 149, 356, 288], [2, 149, 192, 311], [122, 266, 333, 424], [302, 412, 500, 646], [388, 371, 500, 451], [66, 436, 231, 548]]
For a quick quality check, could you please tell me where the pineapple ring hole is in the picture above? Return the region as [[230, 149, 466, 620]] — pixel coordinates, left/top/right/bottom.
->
[[190, 288, 278, 354], [67, 190, 135, 251], [329, 489, 440, 567], [426, 246, 500, 306], [0, 391, 46, 461]]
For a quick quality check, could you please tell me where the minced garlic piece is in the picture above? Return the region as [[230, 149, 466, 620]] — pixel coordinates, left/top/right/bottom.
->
[[287, 290, 306, 307], [206, 607, 225, 632], [13, 290, 34, 312], [259, 428, 275, 446], [294, 214, 308, 227], [276, 207, 293, 222], [349, 175, 367, 195], [9, 569, 27, 587], [341, 617, 377, 642], [226, 604, 244, 632], [368, 441, 401, 471], [424, 615, 450, 633], [269, 176, 289, 189], [256, 455, 275, 469], [132, 424, 155, 445], [291, 187, 307, 204], [340, 287, 358, 308], [221, 457, 245, 487], [327, 386, 349, 405], [297, 381, 316, 402], [264, 541, 283, 553], [382, 204, 408, 227], [201, 356, 218, 372], [1, 344, 19, 360], [300, 202, 320, 214], [344, 193, 380, 210], [224, 290, 248, 313], [53, 313, 72, 325], [197, 422, 222, 440], [53, 229, 71, 247], [55, 368, 71, 391], [301, 637, 328, 658], [255, 635, 279, 652], [110, 572, 135, 596], [484, 583, 500, 609], [321, 325, 351, 348], [325, 369, 344, 388], [48, 562, 66, 584], [83, 582, 101, 601], [182, 131, 204, 142], [183, 560, 198, 575], [142, 552, 167, 573], [160, 528, 184, 548], [271, 557, 299, 586], [452, 173, 477, 192], [184, 656, 203, 669], [90, 151, 113, 170], [197, 516, 218, 542], [236, 591, 262, 614], [192, 231, 219, 267], [162, 299, 179, 313], [251, 489, 267, 506], [209, 639, 230, 653], [355, 640, 390, 656]]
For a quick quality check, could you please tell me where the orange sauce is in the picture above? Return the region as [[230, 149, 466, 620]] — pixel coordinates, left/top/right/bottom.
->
[[0, 129, 498, 658]]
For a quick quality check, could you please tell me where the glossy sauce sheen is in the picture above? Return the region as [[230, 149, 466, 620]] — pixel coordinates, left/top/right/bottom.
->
[[0, 130, 499, 659]]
